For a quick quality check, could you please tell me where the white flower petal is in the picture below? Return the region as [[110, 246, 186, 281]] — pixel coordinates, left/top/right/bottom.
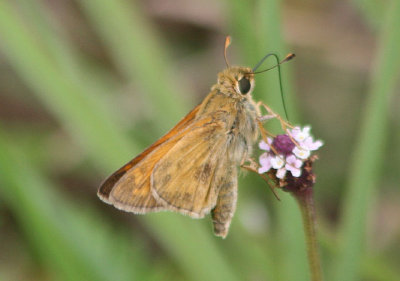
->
[[303, 126, 311, 134], [295, 132, 309, 142], [259, 140, 270, 151], [289, 167, 301, 177], [289, 129, 299, 141], [258, 165, 271, 174], [309, 139, 323, 150], [276, 167, 286, 179], [293, 126, 308, 142], [259, 153, 273, 174], [290, 126, 301, 136], [259, 152, 270, 163], [285, 157, 303, 177], [271, 155, 285, 169], [293, 146, 310, 159], [295, 158, 303, 168], [286, 155, 297, 164]]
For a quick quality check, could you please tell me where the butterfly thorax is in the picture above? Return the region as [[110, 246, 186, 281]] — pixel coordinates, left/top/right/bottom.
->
[[197, 66, 259, 164]]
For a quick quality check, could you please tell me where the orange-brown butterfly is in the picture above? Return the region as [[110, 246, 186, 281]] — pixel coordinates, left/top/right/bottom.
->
[[98, 37, 294, 238]]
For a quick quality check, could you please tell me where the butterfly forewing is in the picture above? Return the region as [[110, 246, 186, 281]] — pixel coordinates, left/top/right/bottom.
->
[[151, 115, 229, 218], [107, 133, 185, 212], [98, 105, 201, 210]]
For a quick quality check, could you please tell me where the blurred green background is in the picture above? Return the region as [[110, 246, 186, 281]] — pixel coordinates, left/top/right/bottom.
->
[[0, 0, 399, 281]]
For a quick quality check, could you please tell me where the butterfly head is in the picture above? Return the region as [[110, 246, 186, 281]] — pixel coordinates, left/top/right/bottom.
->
[[216, 67, 255, 98]]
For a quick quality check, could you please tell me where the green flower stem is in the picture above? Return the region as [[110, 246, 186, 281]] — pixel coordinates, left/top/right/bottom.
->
[[293, 188, 323, 281]]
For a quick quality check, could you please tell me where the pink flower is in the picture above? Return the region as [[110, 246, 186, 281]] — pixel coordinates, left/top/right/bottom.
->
[[258, 125, 323, 180]]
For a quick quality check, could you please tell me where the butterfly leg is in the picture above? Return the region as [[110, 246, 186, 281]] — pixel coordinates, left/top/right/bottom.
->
[[211, 167, 238, 238], [255, 102, 300, 149], [240, 158, 281, 201], [258, 114, 276, 122], [256, 101, 294, 130]]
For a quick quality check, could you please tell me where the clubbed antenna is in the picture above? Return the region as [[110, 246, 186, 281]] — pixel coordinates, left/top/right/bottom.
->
[[224, 36, 232, 68], [253, 53, 295, 74]]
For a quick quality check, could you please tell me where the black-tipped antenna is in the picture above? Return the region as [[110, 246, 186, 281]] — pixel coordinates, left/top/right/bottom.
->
[[224, 36, 232, 68], [253, 53, 295, 73], [252, 53, 295, 120]]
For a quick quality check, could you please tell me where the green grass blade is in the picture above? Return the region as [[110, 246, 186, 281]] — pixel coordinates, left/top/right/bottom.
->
[[332, 1, 400, 280], [0, 129, 148, 281], [144, 214, 241, 281], [78, 0, 190, 128], [361, 256, 400, 281], [351, 0, 387, 28], [0, 1, 136, 172], [15, 0, 119, 101], [227, 222, 277, 280]]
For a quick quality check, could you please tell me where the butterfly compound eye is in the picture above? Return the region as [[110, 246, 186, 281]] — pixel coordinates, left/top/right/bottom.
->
[[238, 77, 251, 95]]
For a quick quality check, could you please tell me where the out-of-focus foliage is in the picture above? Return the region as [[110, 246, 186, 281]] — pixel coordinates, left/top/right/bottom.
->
[[0, 0, 399, 281]]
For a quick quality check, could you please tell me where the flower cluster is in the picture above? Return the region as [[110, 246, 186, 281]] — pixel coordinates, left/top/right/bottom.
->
[[258, 126, 323, 180]]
